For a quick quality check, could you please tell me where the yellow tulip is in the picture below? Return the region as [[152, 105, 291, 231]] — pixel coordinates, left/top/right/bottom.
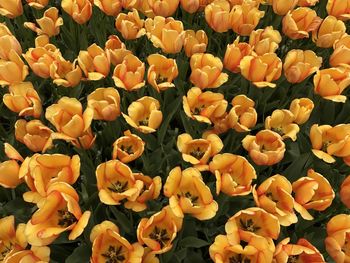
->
[[224, 37, 252, 73], [204, 0, 231, 33], [228, 94, 257, 132], [0, 50, 28, 86], [326, 0, 350, 21], [0, 23, 22, 60], [272, 0, 298, 15], [112, 130, 145, 163], [104, 35, 132, 66], [26, 0, 49, 9], [4, 246, 50, 263], [289, 98, 314, 125], [312, 15, 346, 48], [265, 109, 300, 141], [61, 0, 92, 24], [298, 0, 319, 6], [147, 0, 179, 17], [50, 55, 82, 87], [87, 87, 120, 121], [340, 175, 350, 209], [94, 0, 122, 16], [184, 30, 208, 57], [0, 0, 23, 18], [115, 9, 146, 40], [249, 26, 282, 55], [330, 34, 350, 67]]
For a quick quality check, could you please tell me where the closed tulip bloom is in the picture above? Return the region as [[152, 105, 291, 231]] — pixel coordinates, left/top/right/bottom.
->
[[240, 53, 282, 88], [122, 96, 162, 133], [230, 1, 265, 36], [204, 0, 231, 33], [3, 82, 42, 118], [183, 87, 227, 124], [137, 206, 183, 254], [298, 0, 319, 6], [25, 183, 91, 246], [326, 0, 350, 21], [15, 119, 53, 152], [284, 49, 322, 83], [147, 0, 179, 17], [272, 0, 298, 15], [164, 167, 218, 220], [242, 129, 286, 166], [94, 0, 122, 16], [282, 8, 322, 39], [24, 7, 63, 37], [0, 144, 24, 189], [26, 0, 49, 9], [265, 109, 300, 141], [274, 238, 325, 263], [147, 54, 178, 92], [184, 30, 208, 57], [0, 23, 22, 60], [314, 67, 350, 102], [90, 221, 144, 263], [0, 50, 28, 86], [0, 0, 23, 18], [113, 54, 145, 91], [87, 87, 120, 121], [145, 16, 186, 54], [224, 37, 252, 73], [50, 56, 82, 87], [228, 95, 257, 132], [190, 53, 228, 89], [209, 153, 257, 196], [112, 130, 145, 163], [330, 34, 350, 67], [105, 35, 132, 66], [115, 9, 146, 40], [340, 175, 350, 208], [180, 0, 206, 13], [312, 16, 346, 48], [324, 124, 350, 158], [289, 98, 314, 125], [61, 0, 92, 24], [78, 44, 110, 80], [310, 124, 336, 163], [4, 246, 50, 263], [249, 26, 282, 56]]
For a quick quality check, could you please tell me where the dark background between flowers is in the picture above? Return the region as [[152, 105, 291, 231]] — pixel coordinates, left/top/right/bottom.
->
[[1, 0, 350, 262]]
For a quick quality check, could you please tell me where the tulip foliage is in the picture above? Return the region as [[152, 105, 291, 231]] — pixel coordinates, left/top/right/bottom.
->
[[0, 0, 350, 262]]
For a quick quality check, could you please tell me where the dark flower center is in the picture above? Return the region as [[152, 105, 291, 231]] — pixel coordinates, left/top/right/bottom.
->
[[101, 245, 126, 263], [239, 218, 260, 233], [58, 210, 77, 227], [190, 147, 205, 159], [108, 181, 128, 193], [149, 226, 171, 248]]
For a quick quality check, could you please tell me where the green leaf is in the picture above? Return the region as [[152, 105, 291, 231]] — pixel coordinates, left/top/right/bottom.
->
[[179, 237, 209, 248], [65, 244, 91, 263]]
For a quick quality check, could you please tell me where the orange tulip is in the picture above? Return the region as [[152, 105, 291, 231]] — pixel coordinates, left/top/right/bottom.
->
[[209, 153, 257, 196], [240, 53, 282, 88], [90, 221, 144, 263], [282, 7, 322, 39], [147, 54, 178, 92], [87, 87, 120, 121], [25, 182, 91, 246], [147, 0, 179, 17], [190, 53, 228, 89], [15, 119, 53, 152], [24, 7, 63, 37], [310, 124, 336, 163], [312, 15, 346, 48], [61, 0, 92, 24], [112, 54, 145, 91], [137, 206, 183, 254], [115, 9, 146, 40], [292, 169, 335, 220], [230, 1, 265, 36], [78, 44, 110, 80], [249, 26, 282, 56], [204, 0, 231, 33], [330, 34, 350, 67], [283, 49, 322, 83], [326, 0, 350, 21], [50, 55, 82, 88], [26, 0, 49, 9], [4, 246, 50, 263], [0, 23, 22, 60], [0, 144, 24, 189], [340, 175, 350, 208], [224, 37, 252, 73], [180, 0, 210, 13], [184, 30, 208, 57], [265, 109, 300, 141], [289, 98, 314, 125], [313, 67, 350, 102], [122, 96, 162, 134], [228, 95, 257, 132], [3, 82, 42, 118], [272, 0, 298, 15], [0, 50, 28, 86], [112, 130, 145, 163], [183, 87, 227, 124], [0, 0, 23, 18], [104, 35, 132, 66], [298, 0, 319, 6], [94, 0, 122, 16], [242, 129, 286, 166]]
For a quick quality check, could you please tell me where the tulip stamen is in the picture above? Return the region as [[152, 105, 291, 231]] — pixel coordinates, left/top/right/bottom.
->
[[120, 145, 133, 154], [101, 245, 126, 263], [266, 192, 278, 202], [108, 181, 128, 193], [240, 218, 260, 233], [229, 254, 250, 263], [184, 191, 199, 205], [287, 255, 299, 263], [322, 141, 331, 152], [57, 210, 77, 227], [156, 75, 167, 83], [190, 147, 205, 159], [149, 226, 170, 248], [272, 127, 284, 136], [0, 243, 12, 261], [139, 117, 149, 126]]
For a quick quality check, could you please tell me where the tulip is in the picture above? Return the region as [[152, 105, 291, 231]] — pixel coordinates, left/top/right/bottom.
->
[[24, 7, 63, 37], [224, 37, 252, 73], [112, 130, 145, 163], [282, 7, 322, 39], [115, 9, 146, 40], [309, 124, 336, 163], [0, 0, 23, 18], [78, 44, 110, 80], [283, 49, 322, 83], [4, 246, 50, 263], [313, 67, 350, 102], [61, 0, 92, 24], [94, 0, 122, 16], [104, 35, 132, 66], [204, 0, 231, 33], [90, 221, 144, 263], [298, 0, 319, 6], [122, 96, 163, 134], [184, 30, 208, 57], [183, 87, 227, 124], [240, 53, 282, 88], [230, 1, 265, 36], [137, 206, 183, 254], [3, 82, 42, 118], [265, 109, 300, 141], [209, 153, 257, 196], [249, 26, 282, 56], [330, 34, 350, 67], [145, 16, 186, 54], [0, 144, 24, 189], [190, 53, 228, 89], [326, 0, 350, 21], [272, 0, 298, 15], [228, 95, 257, 132], [324, 124, 350, 158], [15, 119, 53, 152], [50, 56, 82, 87], [0, 50, 28, 86], [25, 183, 91, 246], [87, 87, 120, 121], [147, 0, 179, 17], [26, 0, 49, 9], [312, 16, 346, 48], [340, 175, 350, 209], [0, 23, 22, 60], [289, 98, 314, 125], [180, 0, 207, 13], [242, 129, 286, 166], [147, 54, 178, 92]]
